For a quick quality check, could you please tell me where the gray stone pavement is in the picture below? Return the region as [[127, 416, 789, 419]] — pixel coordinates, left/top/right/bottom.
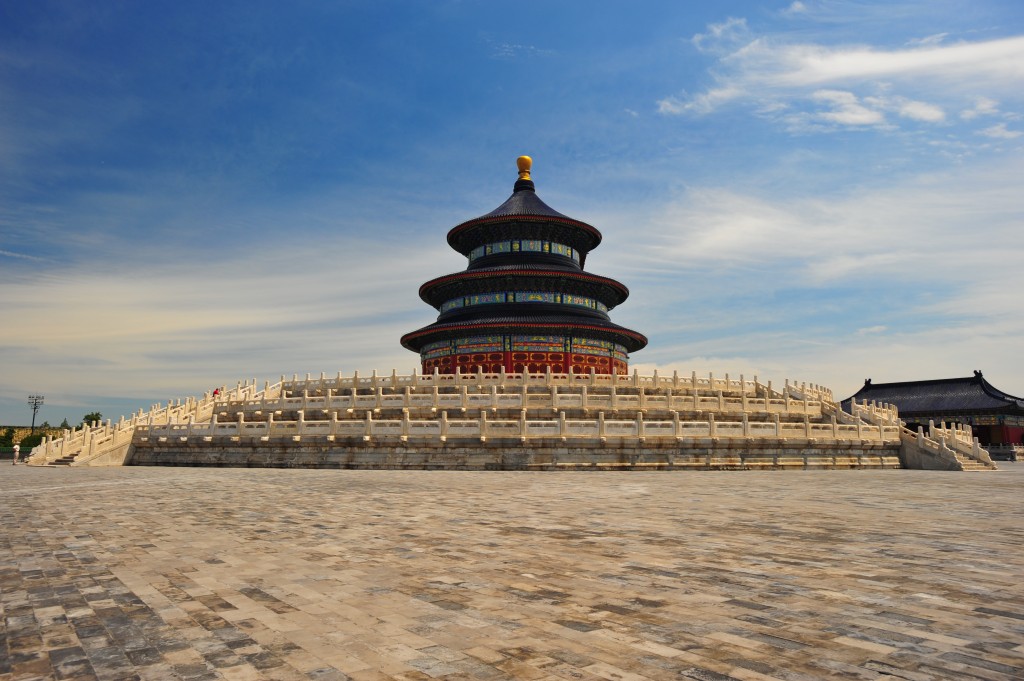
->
[[2, 465, 1023, 681]]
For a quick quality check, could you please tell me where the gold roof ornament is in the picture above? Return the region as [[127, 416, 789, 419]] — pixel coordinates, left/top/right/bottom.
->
[[517, 155, 532, 181]]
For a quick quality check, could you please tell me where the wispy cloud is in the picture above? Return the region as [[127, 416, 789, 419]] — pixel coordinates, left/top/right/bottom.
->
[[481, 35, 555, 61], [812, 90, 886, 126], [692, 17, 749, 54], [0, 249, 51, 263], [782, 2, 808, 16], [612, 152, 1024, 394], [631, 154, 1023, 282], [658, 20, 1024, 137], [979, 122, 1021, 139], [0, 232, 457, 406], [960, 96, 1000, 120]]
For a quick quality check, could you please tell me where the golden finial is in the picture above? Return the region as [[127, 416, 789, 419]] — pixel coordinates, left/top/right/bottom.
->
[[517, 155, 532, 181]]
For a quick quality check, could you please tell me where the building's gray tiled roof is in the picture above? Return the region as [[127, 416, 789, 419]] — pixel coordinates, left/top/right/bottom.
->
[[473, 184, 573, 220], [844, 372, 1024, 415], [401, 313, 648, 353]]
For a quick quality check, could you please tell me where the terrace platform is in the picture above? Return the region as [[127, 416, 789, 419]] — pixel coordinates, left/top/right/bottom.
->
[[2, 464, 1021, 680]]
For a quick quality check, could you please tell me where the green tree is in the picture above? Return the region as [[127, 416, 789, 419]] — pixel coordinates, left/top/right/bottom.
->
[[59, 418, 70, 429], [0, 427, 13, 447], [19, 432, 47, 449], [82, 412, 103, 426]]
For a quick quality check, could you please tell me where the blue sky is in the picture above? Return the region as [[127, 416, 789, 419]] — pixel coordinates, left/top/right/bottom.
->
[[2, 1, 1022, 426]]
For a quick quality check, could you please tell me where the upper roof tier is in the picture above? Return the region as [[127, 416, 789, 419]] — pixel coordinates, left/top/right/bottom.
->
[[447, 158, 602, 258]]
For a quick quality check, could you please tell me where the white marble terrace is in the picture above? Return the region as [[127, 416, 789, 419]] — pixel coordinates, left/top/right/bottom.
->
[[27, 369, 994, 470]]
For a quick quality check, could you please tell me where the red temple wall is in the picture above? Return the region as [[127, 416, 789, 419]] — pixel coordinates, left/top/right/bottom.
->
[[422, 351, 628, 376]]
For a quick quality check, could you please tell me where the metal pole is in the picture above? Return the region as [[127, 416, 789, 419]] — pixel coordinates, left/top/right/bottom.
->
[[28, 395, 44, 434]]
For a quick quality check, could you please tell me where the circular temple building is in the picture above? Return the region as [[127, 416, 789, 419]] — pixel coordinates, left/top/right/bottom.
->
[[401, 157, 647, 375]]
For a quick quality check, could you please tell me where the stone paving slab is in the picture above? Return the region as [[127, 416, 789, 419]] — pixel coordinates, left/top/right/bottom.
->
[[2, 464, 1023, 680]]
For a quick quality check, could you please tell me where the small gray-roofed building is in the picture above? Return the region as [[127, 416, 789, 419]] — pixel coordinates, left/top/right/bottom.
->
[[843, 370, 1024, 458]]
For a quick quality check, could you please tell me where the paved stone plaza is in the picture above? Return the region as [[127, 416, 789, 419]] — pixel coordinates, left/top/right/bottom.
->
[[2, 466, 1022, 681]]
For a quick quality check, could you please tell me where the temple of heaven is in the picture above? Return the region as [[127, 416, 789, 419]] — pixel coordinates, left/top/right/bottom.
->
[[401, 156, 647, 375]]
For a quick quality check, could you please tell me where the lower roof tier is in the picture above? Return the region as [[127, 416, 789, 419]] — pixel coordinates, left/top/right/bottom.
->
[[400, 314, 648, 354]]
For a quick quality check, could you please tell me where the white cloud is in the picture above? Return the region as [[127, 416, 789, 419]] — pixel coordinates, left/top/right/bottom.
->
[[760, 37, 1024, 89], [691, 17, 749, 54], [960, 96, 999, 120], [486, 40, 554, 60], [783, 2, 807, 15], [978, 123, 1021, 139], [907, 33, 949, 48], [618, 153, 1023, 288], [813, 89, 885, 125], [657, 87, 743, 115], [0, 249, 51, 262], [660, 22, 1024, 136], [0, 233, 457, 409], [893, 98, 945, 122], [604, 154, 1024, 396]]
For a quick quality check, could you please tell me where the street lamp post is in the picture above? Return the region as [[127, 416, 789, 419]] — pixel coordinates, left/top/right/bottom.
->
[[28, 395, 44, 434]]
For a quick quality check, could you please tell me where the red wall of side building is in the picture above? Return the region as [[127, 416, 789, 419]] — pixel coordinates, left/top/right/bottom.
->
[[994, 425, 1024, 445]]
